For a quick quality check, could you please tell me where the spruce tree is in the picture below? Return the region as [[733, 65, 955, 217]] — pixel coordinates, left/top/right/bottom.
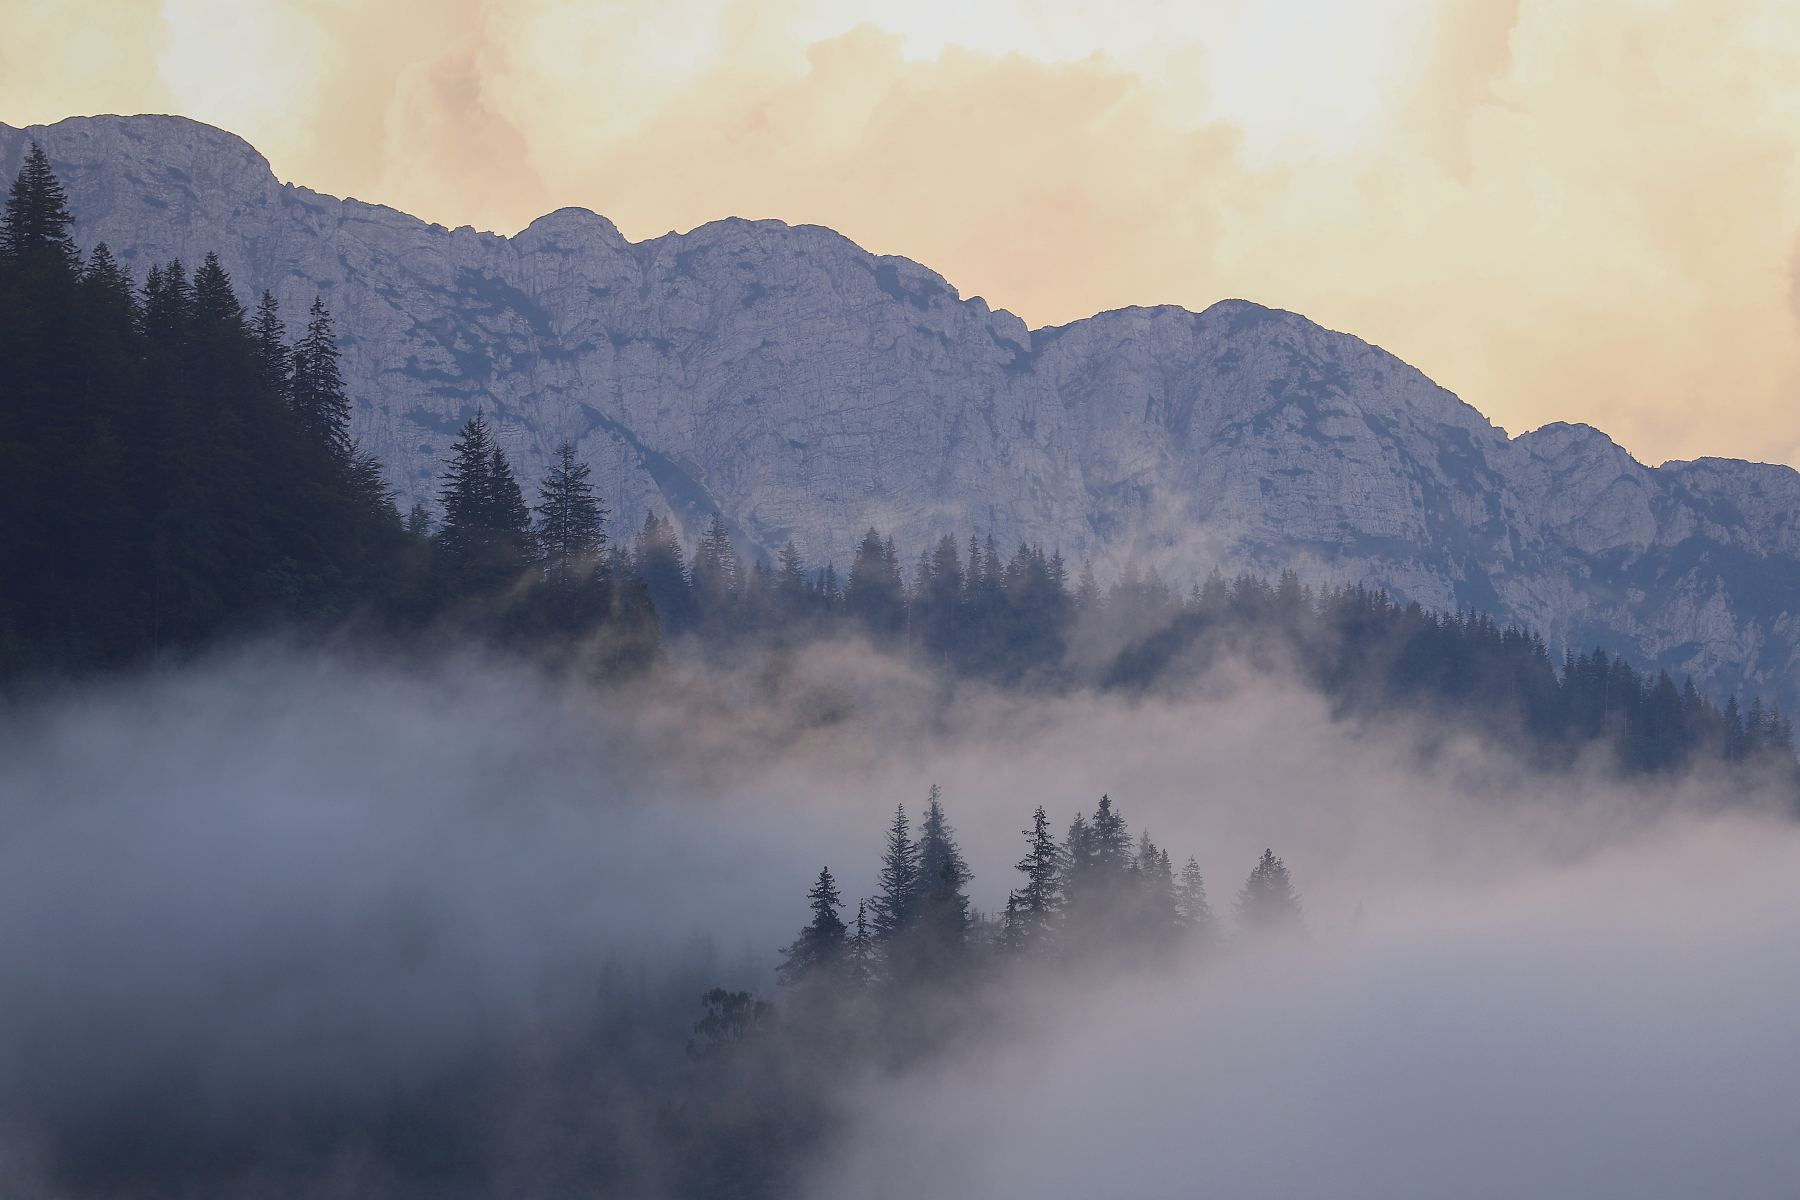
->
[[691, 513, 742, 626], [1, 142, 77, 268], [632, 511, 695, 634], [251, 290, 290, 397], [869, 805, 920, 941], [1003, 804, 1063, 952], [437, 410, 533, 589], [1175, 856, 1216, 942], [290, 296, 352, 458], [1235, 849, 1303, 935], [914, 786, 972, 944], [1134, 831, 1178, 939], [847, 526, 904, 634], [533, 440, 606, 583], [777, 867, 848, 986], [775, 539, 807, 619]]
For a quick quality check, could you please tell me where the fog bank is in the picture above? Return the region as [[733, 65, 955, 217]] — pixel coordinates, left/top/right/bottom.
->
[[0, 637, 1794, 1195]]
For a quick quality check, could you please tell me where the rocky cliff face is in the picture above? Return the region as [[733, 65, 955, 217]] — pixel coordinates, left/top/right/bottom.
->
[[7, 114, 1800, 702]]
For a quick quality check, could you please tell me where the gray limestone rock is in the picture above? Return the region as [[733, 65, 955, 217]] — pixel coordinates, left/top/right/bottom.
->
[[7, 114, 1800, 704]]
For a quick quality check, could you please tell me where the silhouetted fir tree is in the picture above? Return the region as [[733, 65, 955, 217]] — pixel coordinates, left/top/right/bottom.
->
[[289, 296, 352, 459], [437, 410, 533, 593], [775, 539, 807, 617], [533, 441, 606, 584], [844, 900, 875, 989], [1074, 560, 1100, 613], [0, 142, 77, 268], [1059, 794, 1140, 949], [250, 290, 290, 397], [869, 805, 919, 942], [1175, 857, 1216, 943], [692, 513, 742, 627], [1235, 849, 1303, 935], [846, 527, 904, 635], [1003, 804, 1063, 952], [815, 561, 842, 612], [1133, 831, 1178, 940], [632, 511, 695, 634], [404, 501, 434, 538], [778, 867, 848, 986], [914, 787, 973, 947], [914, 533, 964, 658]]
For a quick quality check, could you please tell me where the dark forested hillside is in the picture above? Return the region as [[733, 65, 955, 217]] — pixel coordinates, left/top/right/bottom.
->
[[0, 143, 406, 671]]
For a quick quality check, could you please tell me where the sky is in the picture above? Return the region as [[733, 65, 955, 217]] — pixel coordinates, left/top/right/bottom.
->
[[5, 0, 1800, 468]]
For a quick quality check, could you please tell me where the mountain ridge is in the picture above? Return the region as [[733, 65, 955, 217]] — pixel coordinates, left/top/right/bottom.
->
[[7, 112, 1800, 704]]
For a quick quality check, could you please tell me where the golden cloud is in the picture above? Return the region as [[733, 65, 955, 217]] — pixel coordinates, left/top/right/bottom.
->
[[4, 0, 1800, 467]]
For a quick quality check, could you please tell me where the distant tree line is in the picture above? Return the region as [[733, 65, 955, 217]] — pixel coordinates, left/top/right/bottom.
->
[[582, 512, 1797, 780]]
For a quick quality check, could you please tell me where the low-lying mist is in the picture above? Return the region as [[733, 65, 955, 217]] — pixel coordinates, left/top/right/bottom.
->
[[1, 635, 1795, 1197]]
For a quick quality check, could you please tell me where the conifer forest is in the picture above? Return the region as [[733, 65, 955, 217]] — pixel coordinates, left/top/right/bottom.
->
[[5, 143, 1800, 1199]]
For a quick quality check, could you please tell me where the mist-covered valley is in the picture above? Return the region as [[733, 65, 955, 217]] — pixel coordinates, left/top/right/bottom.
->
[[2, 633, 1797, 1199]]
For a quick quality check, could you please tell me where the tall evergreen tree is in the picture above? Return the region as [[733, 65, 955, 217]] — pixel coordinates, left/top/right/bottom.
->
[[1003, 804, 1064, 952], [846, 526, 905, 635], [692, 513, 742, 625], [869, 805, 920, 941], [1235, 849, 1303, 935], [632, 511, 695, 634], [914, 787, 972, 945], [437, 410, 533, 590], [777, 867, 848, 986], [0, 142, 77, 268], [1133, 831, 1178, 939], [533, 441, 606, 583], [289, 296, 352, 458], [1175, 856, 1216, 943], [250, 290, 290, 397]]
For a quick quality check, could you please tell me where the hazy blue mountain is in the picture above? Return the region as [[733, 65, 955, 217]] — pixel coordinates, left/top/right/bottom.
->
[[7, 114, 1800, 703]]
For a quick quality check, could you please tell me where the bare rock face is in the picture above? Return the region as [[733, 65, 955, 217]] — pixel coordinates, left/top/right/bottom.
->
[[7, 114, 1800, 702]]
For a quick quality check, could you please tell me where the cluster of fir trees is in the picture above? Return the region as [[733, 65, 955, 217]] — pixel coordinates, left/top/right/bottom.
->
[[625, 512, 1795, 779], [0, 143, 405, 672], [776, 789, 1304, 995]]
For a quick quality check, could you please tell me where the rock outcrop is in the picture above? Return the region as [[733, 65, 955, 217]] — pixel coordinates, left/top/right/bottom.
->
[[7, 114, 1800, 702]]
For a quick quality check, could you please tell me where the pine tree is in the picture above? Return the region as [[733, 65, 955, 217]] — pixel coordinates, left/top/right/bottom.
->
[[845, 900, 875, 988], [1, 142, 77, 268], [777, 867, 848, 986], [1175, 856, 1216, 942], [1235, 849, 1303, 935], [289, 296, 352, 458], [847, 526, 905, 634], [775, 539, 807, 615], [250, 290, 290, 397], [915, 786, 972, 944], [869, 805, 920, 941], [1003, 804, 1063, 952], [1134, 831, 1178, 939], [437, 410, 533, 589], [404, 501, 434, 538], [632, 511, 694, 634], [692, 513, 742, 626], [533, 441, 606, 583]]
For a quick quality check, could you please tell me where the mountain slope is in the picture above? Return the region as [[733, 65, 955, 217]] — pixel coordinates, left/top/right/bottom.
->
[[6, 114, 1800, 703]]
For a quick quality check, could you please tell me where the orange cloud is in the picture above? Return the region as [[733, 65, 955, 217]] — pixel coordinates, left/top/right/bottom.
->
[[4, 0, 1800, 469]]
